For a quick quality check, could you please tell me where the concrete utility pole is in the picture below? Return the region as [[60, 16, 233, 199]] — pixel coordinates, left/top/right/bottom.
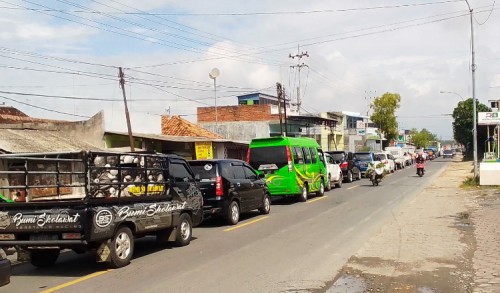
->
[[289, 46, 309, 113], [118, 67, 135, 152], [464, 0, 478, 178]]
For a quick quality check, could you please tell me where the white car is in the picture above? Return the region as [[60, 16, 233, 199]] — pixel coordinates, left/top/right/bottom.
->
[[375, 152, 396, 173], [324, 153, 343, 190]]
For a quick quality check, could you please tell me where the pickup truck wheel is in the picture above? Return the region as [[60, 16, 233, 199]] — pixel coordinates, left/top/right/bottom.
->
[[315, 180, 325, 197], [259, 193, 271, 215], [325, 175, 332, 191], [226, 201, 240, 225], [298, 184, 308, 202], [30, 249, 60, 268], [109, 226, 134, 268], [174, 213, 192, 247]]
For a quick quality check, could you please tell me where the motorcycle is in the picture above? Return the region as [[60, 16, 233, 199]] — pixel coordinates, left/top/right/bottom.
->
[[416, 161, 425, 177], [368, 163, 385, 186]]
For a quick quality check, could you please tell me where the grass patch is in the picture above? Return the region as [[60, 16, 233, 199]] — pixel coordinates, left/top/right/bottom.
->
[[461, 176, 479, 188]]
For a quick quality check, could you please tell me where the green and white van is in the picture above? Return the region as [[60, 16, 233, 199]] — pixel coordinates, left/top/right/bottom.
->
[[247, 136, 327, 202]]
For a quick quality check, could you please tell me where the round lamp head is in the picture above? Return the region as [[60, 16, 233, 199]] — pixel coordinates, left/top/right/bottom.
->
[[209, 68, 220, 79]]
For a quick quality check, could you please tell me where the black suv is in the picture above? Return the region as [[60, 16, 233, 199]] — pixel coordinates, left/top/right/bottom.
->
[[325, 151, 361, 183], [189, 159, 270, 225]]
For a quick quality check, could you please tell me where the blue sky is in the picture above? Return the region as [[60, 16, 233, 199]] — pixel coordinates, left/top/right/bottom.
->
[[0, 0, 499, 140]]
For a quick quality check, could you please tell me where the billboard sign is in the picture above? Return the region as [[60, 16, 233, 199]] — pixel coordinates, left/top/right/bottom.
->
[[478, 112, 500, 125]]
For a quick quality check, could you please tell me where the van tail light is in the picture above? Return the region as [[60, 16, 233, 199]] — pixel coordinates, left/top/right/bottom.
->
[[286, 146, 292, 172], [383, 160, 388, 165], [215, 176, 223, 197], [340, 162, 348, 169], [246, 148, 250, 163]]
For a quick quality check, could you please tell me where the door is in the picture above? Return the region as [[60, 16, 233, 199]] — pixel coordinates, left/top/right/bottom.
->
[[243, 163, 264, 209], [230, 163, 252, 212], [307, 147, 320, 191]]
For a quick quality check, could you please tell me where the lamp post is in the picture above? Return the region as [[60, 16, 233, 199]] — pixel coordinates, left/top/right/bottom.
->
[[439, 91, 465, 101], [464, 0, 478, 178], [209, 68, 220, 128]]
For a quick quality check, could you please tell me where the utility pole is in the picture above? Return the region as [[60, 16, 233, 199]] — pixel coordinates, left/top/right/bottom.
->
[[118, 67, 135, 152], [289, 45, 309, 113], [283, 90, 288, 137], [277, 83, 284, 135]]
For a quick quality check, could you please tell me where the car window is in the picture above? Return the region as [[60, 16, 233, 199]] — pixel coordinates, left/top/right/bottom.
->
[[189, 162, 216, 180], [248, 146, 287, 170], [309, 147, 317, 164], [302, 147, 311, 164], [293, 146, 304, 164], [329, 153, 344, 161], [325, 154, 334, 164], [170, 161, 194, 182], [243, 165, 258, 180], [355, 153, 372, 161], [231, 165, 246, 179]]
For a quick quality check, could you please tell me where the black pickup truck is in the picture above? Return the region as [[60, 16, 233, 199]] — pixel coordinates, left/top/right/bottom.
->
[[0, 151, 203, 268]]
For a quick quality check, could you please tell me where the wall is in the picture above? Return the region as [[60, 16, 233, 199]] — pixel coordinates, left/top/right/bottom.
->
[[200, 121, 271, 142], [197, 104, 276, 122]]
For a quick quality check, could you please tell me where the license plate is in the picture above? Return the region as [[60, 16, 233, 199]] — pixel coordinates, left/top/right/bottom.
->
[[29, 234, 58, 241]]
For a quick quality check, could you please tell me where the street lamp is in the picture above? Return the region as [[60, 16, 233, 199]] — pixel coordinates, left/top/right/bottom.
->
[[209, 68, 220, 127], [439, 91, 465, 101], [464, 0, 478, 178]]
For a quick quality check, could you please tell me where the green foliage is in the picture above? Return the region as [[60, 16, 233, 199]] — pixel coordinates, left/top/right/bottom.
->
[[370, 92, 401, 142], [410, 128, 438, 148], [358, 146, 371, 152], [460, 176, 479, 188], [452, 98, 491, 159]]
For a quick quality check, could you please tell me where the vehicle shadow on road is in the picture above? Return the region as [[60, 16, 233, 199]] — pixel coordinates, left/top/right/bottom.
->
[[198, 211, 264, 229]]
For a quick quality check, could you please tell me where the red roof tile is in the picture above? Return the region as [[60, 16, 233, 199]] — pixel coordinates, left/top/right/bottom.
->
[[161, 115, 221, 139], [0, 106, 71, 124]]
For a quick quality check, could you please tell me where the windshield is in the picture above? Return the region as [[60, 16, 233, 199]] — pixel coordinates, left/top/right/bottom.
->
[[355, 153, 372, 161], [249, 146, 287, 170], [328, 153, 344, 161], [443, 150, 453, 154]]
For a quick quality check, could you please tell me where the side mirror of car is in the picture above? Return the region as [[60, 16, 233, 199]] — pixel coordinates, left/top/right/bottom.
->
[[195, 174, 201, 182]]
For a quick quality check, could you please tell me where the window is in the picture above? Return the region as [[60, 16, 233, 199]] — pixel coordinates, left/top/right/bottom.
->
[[243, 165, 258, 180], [309, 147, 317, 163], [248, 146, 287, 170], [302, 147, 311, 164], [170, 162, 194, 182], [231, 164, 246, 179], [292, 146, 304, 164]]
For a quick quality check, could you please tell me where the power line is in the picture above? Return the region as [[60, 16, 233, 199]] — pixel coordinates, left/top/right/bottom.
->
[[0, 95, 91, 118]]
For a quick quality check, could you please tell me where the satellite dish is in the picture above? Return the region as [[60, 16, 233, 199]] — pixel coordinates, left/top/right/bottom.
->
[[209, 68, 220, 79]]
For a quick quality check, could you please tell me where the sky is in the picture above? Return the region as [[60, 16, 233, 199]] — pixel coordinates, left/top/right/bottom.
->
[[0, 0, 499, 140]]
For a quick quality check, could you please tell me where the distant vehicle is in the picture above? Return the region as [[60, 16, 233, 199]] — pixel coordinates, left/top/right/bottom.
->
[[384, 147, 406, 169], [189, 159, 270, 225], [0, 248, 10, 287], [424, 149, 435, 160], [375, 152, 396, 173], [323, 153, 343, 190], [325, 151, 361, 183], [443, 149, 455, 159], [353, 152, 381, 177], [248, 136, 327, 202]]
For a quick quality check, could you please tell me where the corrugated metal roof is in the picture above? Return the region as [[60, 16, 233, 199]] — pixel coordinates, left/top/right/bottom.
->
[[105, 131, 248, 145], [0, 129, 104, 153]]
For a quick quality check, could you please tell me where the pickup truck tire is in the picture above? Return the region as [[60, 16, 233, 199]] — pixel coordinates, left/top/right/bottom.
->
[[226, 201, 240, 225], [109, 226, 134, 268], [30, 249, 60, 268], [173, 213, 192, 247], [259, 194, 271, 215]]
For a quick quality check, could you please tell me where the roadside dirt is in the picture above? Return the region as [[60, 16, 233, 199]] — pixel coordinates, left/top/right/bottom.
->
[[322, 158, 490, 293]]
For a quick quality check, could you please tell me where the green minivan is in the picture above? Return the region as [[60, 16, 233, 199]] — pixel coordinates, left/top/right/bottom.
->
[[247, 136, 327, 202]]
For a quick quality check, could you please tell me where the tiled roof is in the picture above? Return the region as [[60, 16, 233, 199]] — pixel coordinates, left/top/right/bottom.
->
[[0, 129, 103, 153], [161, 115, 221, 139], [0, 106, 71, 124]]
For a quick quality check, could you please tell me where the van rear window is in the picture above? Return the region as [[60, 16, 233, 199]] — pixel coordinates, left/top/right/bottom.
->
[[249, 146, 287, 170], [190, 163, 217, 180]]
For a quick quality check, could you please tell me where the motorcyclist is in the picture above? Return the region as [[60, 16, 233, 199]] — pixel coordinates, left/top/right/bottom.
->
[[416, 152, 425, 164]]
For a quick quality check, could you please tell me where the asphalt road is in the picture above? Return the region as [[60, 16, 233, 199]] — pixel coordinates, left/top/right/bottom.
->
[[6, 159, 449, 293]]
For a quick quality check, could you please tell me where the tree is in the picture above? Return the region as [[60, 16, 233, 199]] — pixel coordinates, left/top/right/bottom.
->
[[452, 98, 491, 159], [370, 92, 401, 143], [410, 128, 437, 148]]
